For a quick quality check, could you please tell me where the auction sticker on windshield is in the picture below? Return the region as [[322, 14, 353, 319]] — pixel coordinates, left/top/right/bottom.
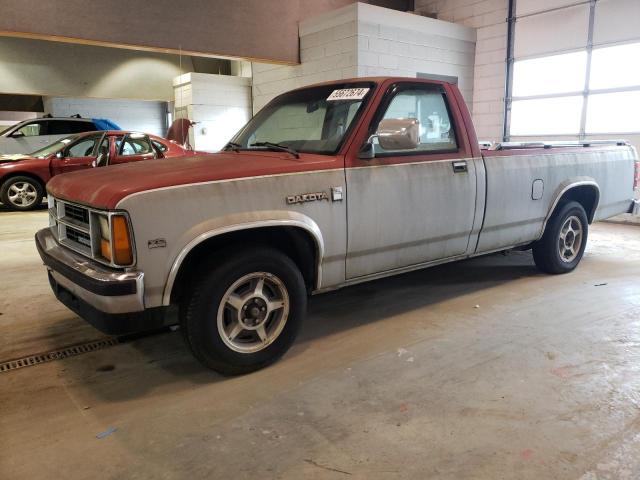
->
[[327, 88, 370, 101]]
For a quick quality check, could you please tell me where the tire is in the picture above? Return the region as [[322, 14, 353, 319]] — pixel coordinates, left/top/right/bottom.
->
[[0, 176, 44, 211], [180, 246, 307, 375], [533, 201, 589, 274]]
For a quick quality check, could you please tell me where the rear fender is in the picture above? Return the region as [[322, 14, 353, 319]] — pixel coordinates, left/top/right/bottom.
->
[[539, 178, 600, 238]]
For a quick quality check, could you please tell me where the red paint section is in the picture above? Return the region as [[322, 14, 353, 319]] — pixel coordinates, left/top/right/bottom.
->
[[0, 131, 193, 193], [47, 151, 343, 209]]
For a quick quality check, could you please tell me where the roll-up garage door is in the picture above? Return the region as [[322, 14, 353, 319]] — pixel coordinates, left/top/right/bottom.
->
[[506, 0, 640, 143]]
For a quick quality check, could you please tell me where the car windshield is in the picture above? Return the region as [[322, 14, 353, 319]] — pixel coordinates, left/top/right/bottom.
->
[[230, 82, 374, 155], [29, 135, 80, 158]]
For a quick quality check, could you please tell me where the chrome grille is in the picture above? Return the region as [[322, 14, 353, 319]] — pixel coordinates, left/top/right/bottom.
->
[[63, 203, 89, 224], [65, 228, 91, 248]]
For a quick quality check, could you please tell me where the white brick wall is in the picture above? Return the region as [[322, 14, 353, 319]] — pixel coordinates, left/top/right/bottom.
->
[[252, 3, 476, 113], [251, 8, 359, 114], [174, 73, 252, 152], [355, 3, 476, 104], [415, 0, 508, 141]]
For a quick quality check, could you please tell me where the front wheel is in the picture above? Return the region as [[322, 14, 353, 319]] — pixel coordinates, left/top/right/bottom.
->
[[0, 176, 44, 211], [533, 201, 589, 274], [180, 246, 307, 375]]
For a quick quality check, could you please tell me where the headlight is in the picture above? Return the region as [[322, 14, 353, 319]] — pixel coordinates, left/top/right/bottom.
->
[[97, 213, 133, 266]]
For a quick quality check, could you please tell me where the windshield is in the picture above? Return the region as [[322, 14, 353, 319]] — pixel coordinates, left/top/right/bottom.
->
[[231, 82, 375, 155], [29, 135, 79, 158]]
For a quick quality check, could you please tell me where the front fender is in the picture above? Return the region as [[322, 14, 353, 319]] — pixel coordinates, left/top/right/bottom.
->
[[161, 210, 325, 305]]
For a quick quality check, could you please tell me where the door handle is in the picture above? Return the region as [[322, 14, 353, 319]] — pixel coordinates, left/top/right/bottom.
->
[[452, 161, 468, 173]]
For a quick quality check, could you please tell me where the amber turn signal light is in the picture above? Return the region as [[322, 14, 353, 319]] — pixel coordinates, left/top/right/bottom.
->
[[111, 215, 133, 265]]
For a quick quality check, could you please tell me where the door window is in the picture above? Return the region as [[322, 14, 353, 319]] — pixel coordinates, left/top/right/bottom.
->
[[49, 120, 97, 135], [118, 135, 153, 156], [152, 140, 168, 153], [374, 86, 458, 155], [13, 121, 48, 137], [66, 135, 101, 158]]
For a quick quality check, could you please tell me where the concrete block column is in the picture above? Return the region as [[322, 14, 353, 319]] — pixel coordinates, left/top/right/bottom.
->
[[173, 73, 252, 152], [251, 2, 476, 114]]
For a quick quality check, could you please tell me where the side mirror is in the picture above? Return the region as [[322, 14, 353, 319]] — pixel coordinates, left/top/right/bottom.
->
[[358, 140, 376, 160], [55, 151, 63, 159], [376, 118, 420, 151], [10, 131, 25, 138]]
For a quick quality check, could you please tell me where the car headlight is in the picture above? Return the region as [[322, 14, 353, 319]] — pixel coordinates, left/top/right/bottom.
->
[[97, 213, 133, 266]]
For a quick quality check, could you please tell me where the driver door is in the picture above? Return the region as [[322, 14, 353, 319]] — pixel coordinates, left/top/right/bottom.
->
[[51, 133, 103, 175], [345, 83, 478, 279]]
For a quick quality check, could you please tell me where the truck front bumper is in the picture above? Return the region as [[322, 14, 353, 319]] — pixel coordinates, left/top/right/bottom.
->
[[36, 228, 169, 335]]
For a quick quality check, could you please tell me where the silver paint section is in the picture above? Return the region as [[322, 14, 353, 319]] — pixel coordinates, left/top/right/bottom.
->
[[116, 169, 345, 308], [161, 217, 325, 306], [345, 157, 479, 279], [540, 180, 599, 232], [111, 146, 634, 310], [476, 147, 636, 252], [532, 179, 544, 200]]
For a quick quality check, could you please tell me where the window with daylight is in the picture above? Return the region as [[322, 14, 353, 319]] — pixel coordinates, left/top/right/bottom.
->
[[508, 0, 640, 139]]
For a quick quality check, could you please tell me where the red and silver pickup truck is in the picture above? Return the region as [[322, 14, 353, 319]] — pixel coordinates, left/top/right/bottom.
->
[[36, 77, 640, 374]]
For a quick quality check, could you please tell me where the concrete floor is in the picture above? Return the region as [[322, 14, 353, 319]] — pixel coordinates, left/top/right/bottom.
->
[[1, 207, 640, 479]]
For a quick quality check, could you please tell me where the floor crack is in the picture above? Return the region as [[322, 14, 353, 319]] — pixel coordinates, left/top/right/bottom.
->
[[304, 458, 352, 476]]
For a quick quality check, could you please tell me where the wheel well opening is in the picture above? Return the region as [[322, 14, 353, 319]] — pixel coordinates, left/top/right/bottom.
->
[[169, 226, 319, 305], [557, 185, 599, 223]]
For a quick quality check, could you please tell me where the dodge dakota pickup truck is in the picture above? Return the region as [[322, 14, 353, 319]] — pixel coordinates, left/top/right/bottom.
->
[[36, 77, 640, 375]]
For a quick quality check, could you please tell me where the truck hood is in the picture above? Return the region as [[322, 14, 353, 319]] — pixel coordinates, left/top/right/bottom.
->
[[47, 150, 341, 209]]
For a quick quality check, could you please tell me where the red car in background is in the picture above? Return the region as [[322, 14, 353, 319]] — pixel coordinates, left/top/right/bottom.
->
[[0, 131, 197, 210]]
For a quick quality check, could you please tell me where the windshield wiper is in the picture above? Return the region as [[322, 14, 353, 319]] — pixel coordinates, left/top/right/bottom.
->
[[223, 141, 242, 152], [250, 142, 299, 158]]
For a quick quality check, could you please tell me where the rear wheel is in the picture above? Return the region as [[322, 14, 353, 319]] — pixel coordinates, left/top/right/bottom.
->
[[533, 201, 588, 274], [180, 246, 307, 375], [0, 176, 44, 211]]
